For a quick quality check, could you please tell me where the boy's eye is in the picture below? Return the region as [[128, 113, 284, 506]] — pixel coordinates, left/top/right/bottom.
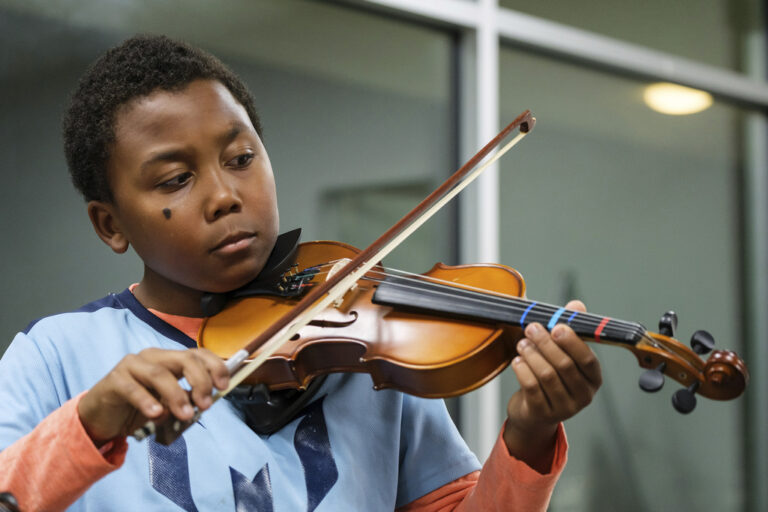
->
[[159, 172, 192, 189], [229, 152, 255, 168]]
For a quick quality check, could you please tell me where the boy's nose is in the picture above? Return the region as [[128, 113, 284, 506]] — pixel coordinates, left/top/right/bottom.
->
[[205, 170, 242, 221]]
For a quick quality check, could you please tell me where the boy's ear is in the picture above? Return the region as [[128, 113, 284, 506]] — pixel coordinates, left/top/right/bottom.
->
[[87, 201, 129, 254]]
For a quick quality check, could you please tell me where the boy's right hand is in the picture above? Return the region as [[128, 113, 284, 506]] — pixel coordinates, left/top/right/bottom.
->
[[77, 348, 230, 445]]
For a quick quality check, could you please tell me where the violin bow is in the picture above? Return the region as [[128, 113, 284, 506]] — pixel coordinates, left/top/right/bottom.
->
[[134, 111, 536, 444]]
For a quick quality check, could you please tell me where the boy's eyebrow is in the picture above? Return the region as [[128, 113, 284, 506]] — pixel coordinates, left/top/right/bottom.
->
[[218, 123, 248, 147], [140, 123, 252, 172], [141, 149, 190, 173]]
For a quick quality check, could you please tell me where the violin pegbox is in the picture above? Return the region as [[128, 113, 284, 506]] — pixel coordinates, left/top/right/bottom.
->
[[633, 311, 748, 414], [637, 311, 677, 393]]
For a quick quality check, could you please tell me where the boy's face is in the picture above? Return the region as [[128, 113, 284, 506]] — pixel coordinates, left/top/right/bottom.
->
[[100, 79, 279, 296]]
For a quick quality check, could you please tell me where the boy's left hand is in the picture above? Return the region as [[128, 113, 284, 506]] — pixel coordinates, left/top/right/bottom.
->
[[503, 300, 602, 473]]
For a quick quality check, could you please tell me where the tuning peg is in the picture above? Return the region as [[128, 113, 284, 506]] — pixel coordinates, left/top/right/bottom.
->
[[672, 381, 700, 414], [639, 362, 666, 392], [658, 310, 678, 337], [690, 330, 715, 355]]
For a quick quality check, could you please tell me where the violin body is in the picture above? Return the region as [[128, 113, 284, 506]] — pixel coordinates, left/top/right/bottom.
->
[[200, 240, 528, 398]]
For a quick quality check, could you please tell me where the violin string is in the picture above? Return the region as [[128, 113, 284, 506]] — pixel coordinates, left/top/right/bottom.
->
[[302, 265, 678, 359], [305, 261, 643, 333], [300, 261, 673, 355], [259, 260, 698, 397], [365, 270, 648, 339], [362, 268, 673, 353], [285, 260, 682, 370], [300, 261, 653, 344], [372, 267, 672, 352], [305, 261, 642, 335]]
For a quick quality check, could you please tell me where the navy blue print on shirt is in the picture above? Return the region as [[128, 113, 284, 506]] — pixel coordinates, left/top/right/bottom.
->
[[148, 395, 338, 510], [230, 464, 273, 512], [148, 437, 199, 512], [294, 397, 338, 512]]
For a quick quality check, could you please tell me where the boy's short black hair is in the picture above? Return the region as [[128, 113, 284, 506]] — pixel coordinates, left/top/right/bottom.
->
[[63, 34, 262, 203]]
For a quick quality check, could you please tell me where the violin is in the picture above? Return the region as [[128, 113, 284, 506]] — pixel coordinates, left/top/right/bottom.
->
[[133, 111, 748, 445], [198, 236, 747, 404]]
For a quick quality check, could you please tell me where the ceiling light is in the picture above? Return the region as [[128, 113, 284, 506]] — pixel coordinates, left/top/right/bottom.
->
[[643, 82, 713, 115]]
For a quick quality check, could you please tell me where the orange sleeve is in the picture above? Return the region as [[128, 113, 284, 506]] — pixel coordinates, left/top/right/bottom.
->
[[397, 422, 567, 512], [0, 392, 127, 512]]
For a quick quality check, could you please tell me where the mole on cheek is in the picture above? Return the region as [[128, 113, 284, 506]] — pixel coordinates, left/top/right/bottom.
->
[[162, 208, 172, 219]]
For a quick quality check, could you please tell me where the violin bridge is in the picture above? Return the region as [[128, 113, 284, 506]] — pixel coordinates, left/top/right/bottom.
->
[[326, 258, 357, 308]]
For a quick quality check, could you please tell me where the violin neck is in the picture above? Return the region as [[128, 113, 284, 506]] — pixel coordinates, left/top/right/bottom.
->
[[509, 301, 644, 346], [372, 276, 645, 346]]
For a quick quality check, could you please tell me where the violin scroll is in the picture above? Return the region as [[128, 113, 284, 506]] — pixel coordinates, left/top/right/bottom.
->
[[700, 349, 748, 400], [637, 328, 748, 413]]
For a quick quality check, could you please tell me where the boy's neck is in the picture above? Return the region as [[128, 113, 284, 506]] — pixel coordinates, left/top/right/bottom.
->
[[133, 267, 206, 317]]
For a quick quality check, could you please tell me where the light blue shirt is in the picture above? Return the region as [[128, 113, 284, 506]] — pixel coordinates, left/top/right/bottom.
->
[[0, 289, 480, 511]]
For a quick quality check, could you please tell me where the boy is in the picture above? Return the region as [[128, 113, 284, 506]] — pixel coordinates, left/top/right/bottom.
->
[[0, 35, 601, 511]]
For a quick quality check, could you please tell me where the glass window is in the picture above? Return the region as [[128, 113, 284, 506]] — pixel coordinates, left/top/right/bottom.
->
[[0, 1, 456, 356], [500, 0, 760, 71], [499, 45, 746, 510]]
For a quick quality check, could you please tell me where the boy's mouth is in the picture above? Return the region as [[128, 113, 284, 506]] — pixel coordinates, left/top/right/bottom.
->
[[211, 231, 256, 254]]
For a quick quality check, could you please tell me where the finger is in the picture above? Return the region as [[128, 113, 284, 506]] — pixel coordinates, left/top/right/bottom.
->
[[516, 335, 571, 408], [105, 361, 165, 419], [565, 299, 586, 313], [140, 349, 221, 412], [525, 323, 593, 399], [195, 348, 231, 391], [126, 353, 197, 420], [511, 355, 551, 414], [550, 324, 602, 387], [177, 351, 217, 411]]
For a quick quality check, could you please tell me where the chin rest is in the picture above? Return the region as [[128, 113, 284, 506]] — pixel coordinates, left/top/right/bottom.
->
[[225, 376, 327, 435], [201, 228, 302, 316]]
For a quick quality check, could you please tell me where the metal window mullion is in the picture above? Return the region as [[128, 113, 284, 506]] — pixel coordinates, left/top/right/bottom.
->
[[744, 112, 768, 512], [456, 0, 501, 462], [339, 0, 503, 460], [341, 0, 479, 28], [496, 7, 768, 108], [352, 0, 768, 108], [743, 19, 768, 512]]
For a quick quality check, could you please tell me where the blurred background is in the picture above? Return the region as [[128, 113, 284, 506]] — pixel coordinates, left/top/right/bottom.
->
[[0, 0, 765, 510]]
